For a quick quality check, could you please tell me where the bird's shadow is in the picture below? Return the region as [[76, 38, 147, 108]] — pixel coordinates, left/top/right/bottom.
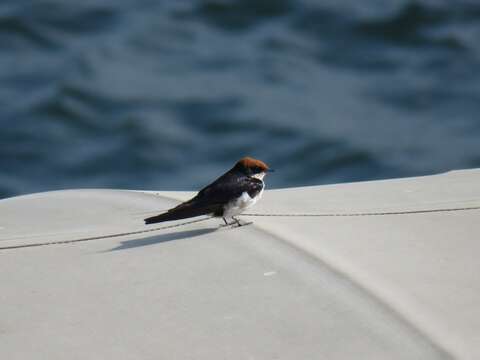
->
[[106, 227, 218, 252]]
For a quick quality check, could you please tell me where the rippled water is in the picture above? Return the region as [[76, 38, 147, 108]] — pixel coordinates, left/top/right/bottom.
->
[[1, 0, 479, 198]]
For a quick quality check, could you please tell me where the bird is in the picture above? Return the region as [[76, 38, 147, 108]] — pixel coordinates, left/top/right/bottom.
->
[[144, 157, 274, 226]]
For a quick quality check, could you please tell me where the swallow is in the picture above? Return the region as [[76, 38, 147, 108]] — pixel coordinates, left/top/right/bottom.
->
[[145, 157, 274, 226]]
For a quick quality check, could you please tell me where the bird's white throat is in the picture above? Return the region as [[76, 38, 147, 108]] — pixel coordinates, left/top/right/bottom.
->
[[251, 172, 266, 180]]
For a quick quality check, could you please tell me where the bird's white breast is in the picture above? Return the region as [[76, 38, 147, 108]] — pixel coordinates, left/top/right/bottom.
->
[[223, 183, 264, 218]]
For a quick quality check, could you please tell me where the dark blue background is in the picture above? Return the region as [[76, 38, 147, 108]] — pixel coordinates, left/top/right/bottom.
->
[[1, 0, 479, 198]]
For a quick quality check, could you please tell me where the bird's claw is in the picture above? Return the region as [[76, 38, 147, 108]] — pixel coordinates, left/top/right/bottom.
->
[[221, 217, 252, 228]]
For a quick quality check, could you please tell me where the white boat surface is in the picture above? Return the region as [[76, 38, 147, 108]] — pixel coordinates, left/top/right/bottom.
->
[[1, 169, 479, 360]]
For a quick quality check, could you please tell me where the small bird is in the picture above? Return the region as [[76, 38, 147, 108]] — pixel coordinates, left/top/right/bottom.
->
[[145, 157, 274, 226]]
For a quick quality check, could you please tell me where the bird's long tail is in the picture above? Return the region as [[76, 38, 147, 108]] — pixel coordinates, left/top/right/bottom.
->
[[144, 210, 196, 224], [144, 201, 217, 225]]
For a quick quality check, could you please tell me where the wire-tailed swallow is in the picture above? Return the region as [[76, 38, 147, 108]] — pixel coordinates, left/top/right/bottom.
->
[[145, 157, 273, 226]]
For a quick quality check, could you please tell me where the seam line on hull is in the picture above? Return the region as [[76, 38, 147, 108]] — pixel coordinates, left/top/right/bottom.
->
[[0, 217, 212, 251], [241, 205, 480, 217], [2, 205, 479, 251]]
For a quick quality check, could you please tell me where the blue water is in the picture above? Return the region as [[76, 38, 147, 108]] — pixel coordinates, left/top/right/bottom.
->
[[1, 0, 479, 198]]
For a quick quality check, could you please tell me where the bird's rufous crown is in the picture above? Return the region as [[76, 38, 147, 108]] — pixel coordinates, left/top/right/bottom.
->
[[236, 157, 270, 172]]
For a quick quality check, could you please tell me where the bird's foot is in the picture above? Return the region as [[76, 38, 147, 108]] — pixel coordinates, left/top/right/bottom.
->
[[220, 217, 252, 228]]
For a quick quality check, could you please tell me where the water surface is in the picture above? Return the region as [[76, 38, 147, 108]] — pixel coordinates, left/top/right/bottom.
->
[[1, 0, 479, 198]]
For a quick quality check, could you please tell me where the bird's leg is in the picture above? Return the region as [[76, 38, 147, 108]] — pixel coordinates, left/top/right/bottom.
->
[[221, 216, 251, 227], [232, 216, 242, 227], [220, 217, 235, 227]]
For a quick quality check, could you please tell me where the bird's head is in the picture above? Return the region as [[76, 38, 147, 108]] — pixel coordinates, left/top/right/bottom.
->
[[233, 157, 274, 180]]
